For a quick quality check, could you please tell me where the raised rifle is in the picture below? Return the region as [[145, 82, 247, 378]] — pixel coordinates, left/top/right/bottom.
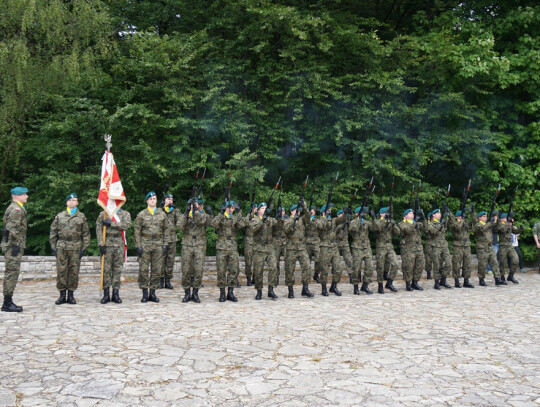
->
[[224, 169, 232, 206], [441, 184, 451, 223], [265, 176, 282, 217], [249, 180, 258, 218], [507, 185, 518, 222], [359, 175, 374, 218], [275, 180, 284, 219], [186, 168, 200, 217], [292, 175, 309, 228], [324, 172, 339, 217], [460, 179, 471, 219], [339, 188, 358, 230], [308, 179, 317, 210], [414, 180, 421, 223], [378, 185, 385, 211], [196, 168, 206, 200], [386, 177, 395, 223], [489, 184, 501, 222]]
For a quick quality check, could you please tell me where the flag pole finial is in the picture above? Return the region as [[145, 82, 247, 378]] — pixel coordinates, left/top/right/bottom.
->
[[104, 134, 112, 151]]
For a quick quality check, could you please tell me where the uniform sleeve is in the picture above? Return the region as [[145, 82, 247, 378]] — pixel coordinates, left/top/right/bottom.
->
[[133, 213, 142, 248], [5, 208, 24, 246], [49, 216, 59, 250], [162, 213, 170, 246], [176, 214, 187, 231], [283, 218, 294, 234], [211, 214, 222, 229], [118, 211, 132, 231], [96, 212, 104, 246], [82, 216, 91, 249]]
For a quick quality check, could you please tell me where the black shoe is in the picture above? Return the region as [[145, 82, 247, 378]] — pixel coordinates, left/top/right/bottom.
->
[[361, 282, 372, 295], [182, 288, 191, 303], [349, 273, 353, 284], [463, 278, 474, 288], [55, 290, 67, 305], [507, 273, 519, 284], [353, 284, 360, 295], [411, 280, 423, 291], [112, 289, 122, 303], [383, 271, 389, 281], [158, 277, 164, 289], [227, 287, 238, 302], [67, 290, 77, 304], [314, 272, 320, 284], [385, 279, 397, 292], [321, 284, 329, 296], [246, 276, 253, 286], [255, 289, 262, 300], [329, 282, 342, 296], [427, 271, 432, 280], [377, 282, 384, 294], [434, 280, 441, 290], [141, 288, 148, 303], [1, 296, 22, 312], [455, 278, 461, 288], [287, 286, 294, 299], [406, 281, 413, 291], [479, 278, 487, 286], [301, 283, 314, 298], [191, 288, 201, 303], [500, 275, 507, 284], [164, 278, 173, 289], [236, 279, 241, 288], [100, 288, 110, 304], [440, 276, 452, 289], [148, 289, 159, 303], [268, 286, 278, 299], [495, 277, 503, 286], [219, 288, 226, 302]]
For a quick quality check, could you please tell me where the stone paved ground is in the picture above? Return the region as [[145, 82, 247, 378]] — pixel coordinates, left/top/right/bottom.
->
[[1, 272, 539, 407]]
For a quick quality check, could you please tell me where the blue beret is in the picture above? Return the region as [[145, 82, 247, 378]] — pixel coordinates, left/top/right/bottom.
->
[[500, 212, 508, 219], [290, 204, 298, 212], [336, 209, 344, 215], [257, 202, 267, 209], [477, 211, 487, 217], [432, 208, 440, 215], [145, 191, 156, 201], [455, 210, 463, 217], [427, 211, 433, 218], [65, 193, 78, 202], [354, 206, 362, 214], [226, 200, 235, 207], [11, 186, 28, 195], [320, 204, 334, 213], [379, 207, 389, 214], [403, 209, 413, 217], [196, 199, 204, 205]]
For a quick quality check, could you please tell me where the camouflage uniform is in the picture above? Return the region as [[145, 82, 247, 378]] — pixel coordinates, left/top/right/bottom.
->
[[424, 241, 433, 278], [162, 206, 181, 280], [133, 208, 169, 289], [2, 202, 27, 297], [448, 213, 475, 280], [336, 221, 354, 277], [272, 216, 287, 284], [372, 217, 400, 283], [250, 216, 279, 290], [243, 214, 255, 280], [472, 220, 501, 280], [495, 220, 522, 278], [96, 209, 131, 289], [425, 220, 452, 281], [283, 205, 312, 286], [305, 215, 321, 278], [398, 219, 426, 284], [316, 215, 346, 285], [50, 209, 91, 291], [349, 217, 374, 284]]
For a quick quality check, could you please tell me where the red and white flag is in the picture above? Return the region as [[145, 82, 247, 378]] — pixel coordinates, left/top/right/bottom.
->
[[97, 151, 127, 259]]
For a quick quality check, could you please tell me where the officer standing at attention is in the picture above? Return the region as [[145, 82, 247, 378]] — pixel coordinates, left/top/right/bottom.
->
[[160, 193, 180, 290]]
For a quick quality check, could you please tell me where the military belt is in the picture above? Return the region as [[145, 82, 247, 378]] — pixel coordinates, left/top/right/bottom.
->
[[60, 237, 73, 242], [142, 233, 163, 239]]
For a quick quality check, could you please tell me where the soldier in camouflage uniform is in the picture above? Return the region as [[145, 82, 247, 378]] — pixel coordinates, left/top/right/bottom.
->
[[176, 198, 212, 303], [242, 204, 257, 286], [96, 207, 131, 304], [371, 206, 400, 293], [316, 204, 347, 296], [495, 213, 524, 284], [306, 205, 321, 283], [211, 200, 246, 302], [50, 193, 91, 305], [273, 206, 287, 285], [349, 206, 375, 295], [250, 202, 279, 300], [448, 209, 475, 288], [533, 221, 540, 273], [424, 211, 433, 280], [398, 208, 427, 291], [426, 209, 453, 290], [336, 209, 354, 284], [133, 192, 169, 303], [1, 187, 28, 312], [472, 211, 504, 286], [283, 202, 314, 298], [160, 193, 180, 290]]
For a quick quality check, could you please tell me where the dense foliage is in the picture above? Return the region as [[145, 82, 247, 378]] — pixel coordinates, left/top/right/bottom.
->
[[1, 0, 538, 260]]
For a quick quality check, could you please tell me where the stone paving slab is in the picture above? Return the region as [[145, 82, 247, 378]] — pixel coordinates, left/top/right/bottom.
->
[[0, 273, 539, 406]]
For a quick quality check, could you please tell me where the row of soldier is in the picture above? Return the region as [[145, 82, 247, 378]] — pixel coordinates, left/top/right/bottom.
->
[[1, 184, 524, 311]]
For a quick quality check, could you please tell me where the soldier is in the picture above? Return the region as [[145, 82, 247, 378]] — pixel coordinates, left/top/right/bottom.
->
[[273, 206, 287, 285], [305, 205, 321, 283], [533, 221, 540, 273], [424, 211, 433, 280], [349, 206, 375, 295], [336, 209, 354, 284], [242, 204, 257, 286], [283, 202, 314, 298], [426, 209, 453, 289], [50, 193, 91, 305], [250, 202, 279, 300], [448, 209, 475, 288], [176, 198, 212, 303], [212, 200, 246, 302], [96, 207, 131, 303], [1, 186, 29, 312], [133, 191, 169, 303], [371, 206, 400, 293], [472, 211, 504, 286], [398, 208, 426, 291], [160, 193, 180, 290], [495, 213, 523, 284], [316, 204, 346, 296]]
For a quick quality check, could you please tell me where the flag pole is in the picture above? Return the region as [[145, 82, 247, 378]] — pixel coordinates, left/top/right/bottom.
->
[[100, 134, 112, 290]]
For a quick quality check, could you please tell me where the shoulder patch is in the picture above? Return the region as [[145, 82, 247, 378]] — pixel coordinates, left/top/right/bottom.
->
[[15, 208, 21, 211]]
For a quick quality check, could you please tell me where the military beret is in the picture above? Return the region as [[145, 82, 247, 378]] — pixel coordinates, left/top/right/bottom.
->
[[477, 211, 487, 217], [455, 210, 463, 217], [427, 211, 433, 218], [379, 207, 389, 215], [432, 208, 440, 215], [163, 193, 173, 199], [336, 209, 344, 216], [65, 193, 78, 202], [290, 204, 298, 212], [500, 212, 508, 219], [225, 200, 235, 207], [403, 208, 413, 217], [320, 204, 334, 213], [491, 210, 499, 216], [196, 199, 204, 205], [309, 205, 316, 210], [145, 191, 156, 201], [257, 202, 267, 209], [354, 206, 362, 214], [11, 186, 28, 195]]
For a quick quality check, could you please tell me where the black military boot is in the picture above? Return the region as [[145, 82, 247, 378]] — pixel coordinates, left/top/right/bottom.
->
[[2, 296, 22, 312], [148, 289, 159, 303], [353, 284, 360, 295], [301, 284, 314, 298], [383, 271, 389, 281], [500, 274, 507, 284], [378, 282, 384, 294], [507, 273, 519, 284], [219, 288, 226, 302], [495, 277, 504, 286], [287, 286, 294, 299], [427, 271, 432, 280], [141, 288, 149, 303], [313, 272, 320, 284], [321, 284, 329, 296], [246, 276, 253, 287], [454, 278, 462, 288], [268, 286, 278, 299], [385, 279, 397, 292], [191, 288, 201, 303], [164, 278, 173, 289], [255, 289, 262, 300], [227, 287, 238, 302], [158, 277, 164, 289], [463, 278, 474, 288], [67, 290, 77, 304], [329, 281, 342, 296], [182, 288, 191, 303], [434, 280, 441, 290], [411, 280, 423, 291], [406, 281, 413, 291], [440, 276, 452, 289], [360, 282, 372, 295], [55, 290, 67, 305], [348, 273, 353, 284], [100, 288, 110, 304], [479, 278, 487, 286], [112, 289, 122, 303]]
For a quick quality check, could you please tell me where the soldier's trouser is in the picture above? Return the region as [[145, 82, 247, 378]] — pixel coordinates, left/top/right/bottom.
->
[[103, 246, 123, 289], [498, 245, 519, 276], [274, 242, 286, 283], [430, 245, 452, 280], [56, 248, 81, 291], [401, 249, 425, 283], [319, 246, 342, 285], [376, 245, 398, 283], [452, 245, 471, 279], [284, 249, 311, 286], [476, 246, 501, 279], [338, 245, 354, 275], [216, 250, 239, 288], [181, 245, 205, 289], [306, 243, 320, 275], [252, 249, 278, 290], [424, 244, 433, 274], [351, 247, 373, 284], [138, 245, 163, 289], [244, 241, 254, 278], [2, 247, 23, 296], [161, 243, 176, 279]]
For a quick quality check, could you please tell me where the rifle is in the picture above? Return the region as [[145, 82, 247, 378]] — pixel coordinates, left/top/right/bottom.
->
[[359, 175, 374, 217], [186, 168, 200, 217], [323, 171, 339, 217], [308, 179, 317, 210], [507, 185, 518, 222], [292, 175, 309, 228], [196, 168, 206, 200], [249, 180, 257, 216], [441, 184, 451, 223], [414, 180, 421, 223], [460, 179, 471, 219], [339, 188, 358, 230], [224, 169, 232, 206], [386, 177, 395, 223], [160, 183, 170, 208], [265, 176, 282, 217], [275, 180, 284, 219], [489, 183, 501, 222], [378, 185, 385, 211]]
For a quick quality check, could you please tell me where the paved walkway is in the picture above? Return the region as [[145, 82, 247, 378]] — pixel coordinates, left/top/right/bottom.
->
[[1, 272, 539, 406]]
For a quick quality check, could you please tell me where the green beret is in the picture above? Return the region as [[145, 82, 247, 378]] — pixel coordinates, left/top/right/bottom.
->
[[500, 212, 508, 219], [65, 193, 78, 202], [477, 211, 487, 217], [320, 204, 334, 213], [290, 204, 298, 212], [354, 206, 362, 214], [145, 191, 156, 201], [225, 200, 235, 207], [257, 202, 267, 209], [196, 199, 204, 205], [379, 207, 389, 215], [455, 210, 463, 217], [427, 211, 433, 218], [336, 209, 343, 216], [403, 209, 413, 217], [163, 193, 173, 199], [432, 208, 440, 215], [11, 187, 28, 195], [309, 205, 316, 210], [491, 210, 499, 216]]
